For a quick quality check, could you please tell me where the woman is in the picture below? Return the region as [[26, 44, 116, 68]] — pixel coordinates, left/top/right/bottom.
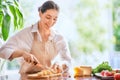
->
[[0, 0, 72, 79]]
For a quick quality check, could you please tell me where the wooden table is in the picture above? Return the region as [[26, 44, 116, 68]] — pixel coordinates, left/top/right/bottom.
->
[[25, 73, 114, 80], [58, 76, 113, 80], [74, 76, 100, 80], [27, 76, 101, 80]]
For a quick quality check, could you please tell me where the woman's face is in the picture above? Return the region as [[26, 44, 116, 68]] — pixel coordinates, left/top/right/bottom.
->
[[39, 9, 59, 29]]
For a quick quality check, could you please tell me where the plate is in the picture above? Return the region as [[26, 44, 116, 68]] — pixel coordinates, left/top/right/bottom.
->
[[95, 73, 114, 80]]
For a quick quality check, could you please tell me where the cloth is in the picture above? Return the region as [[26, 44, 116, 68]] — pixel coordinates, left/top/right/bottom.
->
[[20, 31, 58, 80], [0, 22, 72, 79]]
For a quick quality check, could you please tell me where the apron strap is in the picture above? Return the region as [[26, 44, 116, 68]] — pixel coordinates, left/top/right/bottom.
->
[[33, 32, 37, 41], [31, 24, 37, 41]]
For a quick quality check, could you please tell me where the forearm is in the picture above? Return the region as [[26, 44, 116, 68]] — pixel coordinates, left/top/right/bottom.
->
[[9, 50, 39, 64], [9, 50, 25, 60]]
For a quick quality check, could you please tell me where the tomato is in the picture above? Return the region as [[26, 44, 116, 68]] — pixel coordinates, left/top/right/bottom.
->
[[101, 70, 105, 76], [100, 70, 114, 77], [114, 73, 120, 80], [104, 71, 114, 76]]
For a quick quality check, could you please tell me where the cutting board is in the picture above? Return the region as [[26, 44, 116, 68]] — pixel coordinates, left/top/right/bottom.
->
[[27, 73, 62, 79]]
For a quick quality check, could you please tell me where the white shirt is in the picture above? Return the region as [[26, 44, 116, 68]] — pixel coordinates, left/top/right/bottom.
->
[[0, 22, 71, 65]]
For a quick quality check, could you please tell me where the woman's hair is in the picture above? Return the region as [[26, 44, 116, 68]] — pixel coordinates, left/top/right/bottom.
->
[[38, 1, 59, 13]]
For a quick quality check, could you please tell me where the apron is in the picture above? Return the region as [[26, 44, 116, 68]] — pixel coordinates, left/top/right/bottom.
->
[[19, 32, 57, 80]]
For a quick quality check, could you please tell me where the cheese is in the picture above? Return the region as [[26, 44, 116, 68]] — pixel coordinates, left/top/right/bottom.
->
[[80, 66, 92, 76], [74, 67, 83, 77]]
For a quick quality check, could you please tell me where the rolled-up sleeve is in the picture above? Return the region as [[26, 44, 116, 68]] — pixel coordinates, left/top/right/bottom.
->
[[0, 36, 18, 59], [54, 34, 72, 66], [0, 27, 33, 60]]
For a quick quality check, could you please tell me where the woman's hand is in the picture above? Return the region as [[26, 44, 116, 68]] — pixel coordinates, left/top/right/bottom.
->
[[51, 63, 71, 77], [22, 51, 39, 65], [9, 50, 39, 65], [51, 63, 62, 73], [51, 63, 69, 73]]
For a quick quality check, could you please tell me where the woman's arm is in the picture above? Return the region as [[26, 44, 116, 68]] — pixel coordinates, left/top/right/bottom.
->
[[0, 27, 39, 64], [52, 34, 72, 72], [9, 49, 39, 64], [8, 49, 24, 60]]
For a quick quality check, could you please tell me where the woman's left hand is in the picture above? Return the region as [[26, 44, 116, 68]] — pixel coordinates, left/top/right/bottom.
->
[[51, 63, 68, 73], [51, 63, 62, 73]]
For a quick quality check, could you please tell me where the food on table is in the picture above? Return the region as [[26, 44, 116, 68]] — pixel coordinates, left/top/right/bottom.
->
[[27, 68, 62, 79], [92, 61, 112, 75], [114, 73, 120, 80], [73, 66, 92, 77], [100, 70, 106, 76], [37, 70, 54, 76], [80, 66, 92, 76], [100, 70, 114, 77], [99, 69, 120, 80], [74, 67, 83, 77], [92, 61, 120, 80]]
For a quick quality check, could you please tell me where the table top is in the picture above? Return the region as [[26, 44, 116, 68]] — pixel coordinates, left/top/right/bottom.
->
[[27, 76, 101, 80], [23, 73, 114, 80]]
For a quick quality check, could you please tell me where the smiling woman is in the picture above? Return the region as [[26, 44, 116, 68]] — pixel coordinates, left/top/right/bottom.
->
[[0, 1, 72, 80]]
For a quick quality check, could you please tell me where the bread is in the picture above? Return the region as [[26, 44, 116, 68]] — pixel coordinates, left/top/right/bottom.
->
[[80, 66, 92, 76], [27, 73, 49, 79], [27, 69, 61, 79], [37, 70, 53, 76]]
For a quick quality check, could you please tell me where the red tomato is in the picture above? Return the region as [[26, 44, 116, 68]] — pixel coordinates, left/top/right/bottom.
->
[[101, 70, 114, 77], [114, 73, 120, 80], [104, 71, 114, 76], [101, 70, 105, 76]]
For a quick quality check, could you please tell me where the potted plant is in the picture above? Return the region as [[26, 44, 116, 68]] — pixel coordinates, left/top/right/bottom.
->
[[0, 0, 24, 77]]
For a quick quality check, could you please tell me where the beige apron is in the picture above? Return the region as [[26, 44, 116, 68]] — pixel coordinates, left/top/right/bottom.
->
[[20, 32, 57, 80]]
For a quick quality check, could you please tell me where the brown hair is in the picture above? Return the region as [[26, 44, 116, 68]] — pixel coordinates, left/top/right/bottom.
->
[[38, 1, 59, 13]]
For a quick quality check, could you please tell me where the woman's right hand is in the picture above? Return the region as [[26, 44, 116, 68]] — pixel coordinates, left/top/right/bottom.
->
[[22, 51, 39, 65], [20, 52, 45, 73]]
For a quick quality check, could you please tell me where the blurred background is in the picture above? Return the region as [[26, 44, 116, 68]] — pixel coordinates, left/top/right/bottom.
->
[[0, 0, 120, 79]]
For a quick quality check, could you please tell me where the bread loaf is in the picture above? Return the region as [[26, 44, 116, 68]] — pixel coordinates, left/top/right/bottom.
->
[[80, 66, 92, 76]]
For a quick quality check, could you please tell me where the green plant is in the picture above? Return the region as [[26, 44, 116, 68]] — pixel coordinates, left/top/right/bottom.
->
[[112, 0, 120, 51], [0, 0, 24, 41], [0, 0, 24, 74], [92, 61, 112, 75]]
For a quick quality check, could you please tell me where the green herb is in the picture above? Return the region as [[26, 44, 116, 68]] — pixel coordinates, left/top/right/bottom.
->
[[92, 61, 112, 75]]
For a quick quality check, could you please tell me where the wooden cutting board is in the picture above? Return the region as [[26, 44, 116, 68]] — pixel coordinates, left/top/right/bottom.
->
[[27, 73, 62, 79]]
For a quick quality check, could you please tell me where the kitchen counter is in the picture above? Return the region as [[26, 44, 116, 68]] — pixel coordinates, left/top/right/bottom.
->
[[25, 76, 101, 80], [2, 70, 114, 80]]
